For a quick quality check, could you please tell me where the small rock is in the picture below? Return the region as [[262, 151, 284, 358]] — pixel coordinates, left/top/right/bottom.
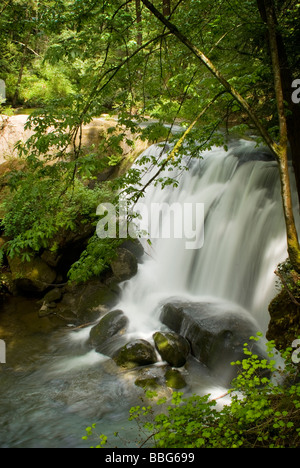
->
[[39, 302, 51, 317], [165, 368, 186, 389]]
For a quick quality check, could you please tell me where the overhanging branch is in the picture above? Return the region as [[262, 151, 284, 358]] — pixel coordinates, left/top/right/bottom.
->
[[141, 0, 278, 157]]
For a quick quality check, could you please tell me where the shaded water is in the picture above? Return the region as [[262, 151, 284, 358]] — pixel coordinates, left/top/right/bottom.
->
[[0, 139, 297, 447]]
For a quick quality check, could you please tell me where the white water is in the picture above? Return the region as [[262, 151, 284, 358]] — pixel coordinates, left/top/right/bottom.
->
[[115, 139, 298, 334]]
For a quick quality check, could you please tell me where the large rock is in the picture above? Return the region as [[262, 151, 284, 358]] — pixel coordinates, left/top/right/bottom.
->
[[153, 331, 190, 367], [89, 309, 128, 349], [8, 255, 57, 293], [113, 339, 157, 369], [160, 300, 264, 381], [120, 239, 144, 262], [55, 279, 121, 324], [110, 248, 138, 282]]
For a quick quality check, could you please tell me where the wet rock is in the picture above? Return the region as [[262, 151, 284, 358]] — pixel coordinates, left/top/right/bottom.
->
[[120, 239, 144, 262], [135, 376, 160, 390], [57, 279, 121, 324], [89, 309, 129, 349], [39, 302, 52, 317], [160, 300, 264, 382], [110, 248, 138, 282], [153, 331, 190, 367], [164, 368, 187, 389], [43, 288, 63, 304], [113, 339, 157, 369]]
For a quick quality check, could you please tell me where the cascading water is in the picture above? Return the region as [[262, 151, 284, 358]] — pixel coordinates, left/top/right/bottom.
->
[[115, 138, 296, 334], [0, 138, 298, 448]]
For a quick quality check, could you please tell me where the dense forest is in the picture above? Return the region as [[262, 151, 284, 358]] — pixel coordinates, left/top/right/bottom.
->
[[1, 0, 300, 449]]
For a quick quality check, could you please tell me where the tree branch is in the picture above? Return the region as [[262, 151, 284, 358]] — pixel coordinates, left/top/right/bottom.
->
[[12, 40, 40, 57], [132, 90, 226, 203], [141, 0, 278, 157]]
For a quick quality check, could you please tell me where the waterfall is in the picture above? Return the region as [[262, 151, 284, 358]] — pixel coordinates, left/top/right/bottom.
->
[[1, 138, 298, 448], [115, 139, 298, 334]]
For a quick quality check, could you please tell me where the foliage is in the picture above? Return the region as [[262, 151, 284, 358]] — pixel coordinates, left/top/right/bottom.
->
[[1, 0, 300, 279], [67, 234, 123, 283], [0, 164, 113, 261], [82, 334, 300, 448]]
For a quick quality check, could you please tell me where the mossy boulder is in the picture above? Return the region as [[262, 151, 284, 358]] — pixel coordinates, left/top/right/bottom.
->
[[8, 255, 57, 293], [56, 279, 121, 324], [113, 339, 157, 369], [89, 309, 128, 349], [153, 331, 190, 367]]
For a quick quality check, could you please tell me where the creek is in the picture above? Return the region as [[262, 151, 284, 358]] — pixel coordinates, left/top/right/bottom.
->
[[0, 138, 298, 448]]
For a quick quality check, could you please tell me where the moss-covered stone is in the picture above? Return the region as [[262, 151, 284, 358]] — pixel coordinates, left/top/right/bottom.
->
[[7, 255, 57, 293], [267, 289, 300, 350], [153, 331, 190, 367], [89, 309, 128, 348], [57, 279, 120, 324], [113, 339, 157, 369], [164, 368, 186, 389], [134, 377, 160, 390]]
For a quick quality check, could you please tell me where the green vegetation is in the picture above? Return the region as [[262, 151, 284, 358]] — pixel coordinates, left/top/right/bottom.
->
[[1, 0, 300, 280], [83, 335, 300, 448], [0, 0, 300, 283]]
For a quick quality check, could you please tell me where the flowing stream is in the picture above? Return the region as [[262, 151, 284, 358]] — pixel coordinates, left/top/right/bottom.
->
[[0, 139, 298, 448]]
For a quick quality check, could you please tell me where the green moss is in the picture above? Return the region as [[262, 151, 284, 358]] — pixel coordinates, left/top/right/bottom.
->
[[267, 289, 300, 350]]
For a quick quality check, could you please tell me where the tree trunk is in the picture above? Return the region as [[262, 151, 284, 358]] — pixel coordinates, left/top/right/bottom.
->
[[263, 0, 300, 270], [257, 0, 300, 208], [136, 0, 142, 46], [141, 0, 300, 271], [12, 31, 30, 107]]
